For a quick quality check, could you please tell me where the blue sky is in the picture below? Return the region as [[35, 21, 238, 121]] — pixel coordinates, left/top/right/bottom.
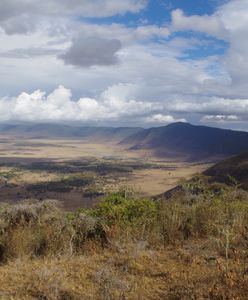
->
[[105, 0, 219, 24], [0, 0, 248, 130], [83, 0, 229, 60]]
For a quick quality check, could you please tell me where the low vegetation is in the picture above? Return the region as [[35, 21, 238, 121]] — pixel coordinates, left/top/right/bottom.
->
[[1, 177, 248, 299], [27, 174, 95, 193]]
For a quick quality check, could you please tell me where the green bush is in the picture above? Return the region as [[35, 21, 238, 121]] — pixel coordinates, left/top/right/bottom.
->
[[1, 181, 248, 263], [92, 192, 157, 229]]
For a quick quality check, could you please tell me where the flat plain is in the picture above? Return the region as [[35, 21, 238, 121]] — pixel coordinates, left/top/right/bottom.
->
[[0, 136, 211, 209]]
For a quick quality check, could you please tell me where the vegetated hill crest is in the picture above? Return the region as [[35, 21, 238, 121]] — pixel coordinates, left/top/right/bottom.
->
[[157, 151, 248, 201], [120, 122, 248, 161], [204, 151, 248, 190]]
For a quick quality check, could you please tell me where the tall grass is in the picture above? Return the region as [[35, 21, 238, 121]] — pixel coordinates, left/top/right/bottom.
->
[[1, 178, 248, 262], [1, 177, 248, 298]]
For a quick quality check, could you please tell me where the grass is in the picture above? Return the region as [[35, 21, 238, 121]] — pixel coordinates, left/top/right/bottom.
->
[[27, 173, 95, 193], [1, 176, 248, 299], [0, 243, 248, 299]]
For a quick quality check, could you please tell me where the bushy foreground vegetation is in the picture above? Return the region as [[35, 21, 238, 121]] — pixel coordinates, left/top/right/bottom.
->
[[1, 177, 248, 299]]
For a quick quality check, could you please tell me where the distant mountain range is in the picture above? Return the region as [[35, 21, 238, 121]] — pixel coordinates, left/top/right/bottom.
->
[[120, 122, 248, 161], [1, 122, 248, 161], [0, 123, 142, 142]]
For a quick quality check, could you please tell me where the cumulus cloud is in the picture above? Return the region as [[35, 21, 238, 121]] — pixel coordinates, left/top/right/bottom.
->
[[169, 97, 248, 114], [0, 21, 170, 66], [145, 114, 186, 124], [0, 0, 147, 34], [0, 85, 159, 123], [201, 115, 239, 123], [0, 47, 61, 59], [218, 0, 248, 32], [1, 0, 248, 129], [41, 0, 146, 16], [219, 1, 248, 85], [59, 37, 122, 67], [0, 14, 37, 35], [60, 23, 170, 47], [170, 1, 248, 89], [171, 9, 228, 39]]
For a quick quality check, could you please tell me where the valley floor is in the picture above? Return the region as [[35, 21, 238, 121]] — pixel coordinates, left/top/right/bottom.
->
[[0, 137, 210, 209]]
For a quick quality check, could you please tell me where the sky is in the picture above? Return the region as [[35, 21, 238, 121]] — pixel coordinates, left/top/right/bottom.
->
[[0, 0, 248, 130]]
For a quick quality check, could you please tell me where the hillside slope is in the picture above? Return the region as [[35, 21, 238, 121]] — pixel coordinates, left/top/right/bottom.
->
[[120, 122, 248, 161], [157, 151, 248, 201], [204, 152, 248, 189]]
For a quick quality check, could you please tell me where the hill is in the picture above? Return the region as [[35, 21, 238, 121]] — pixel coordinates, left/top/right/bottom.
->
[[0, 123, 142, 142], [120, 122, 248, 161], [204, 151, 248, 190], [157, 151, 248, 202], [1, 122, 248, 161]]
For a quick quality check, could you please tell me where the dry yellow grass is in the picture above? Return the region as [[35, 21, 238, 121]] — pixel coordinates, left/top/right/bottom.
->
[[0, 137, 212, 199], [118, 163, 210, 196], [0, 242, 245, 300], [0, 183, 248, 299], [0, 167, 60, 185], [0, 138, 139, 160]]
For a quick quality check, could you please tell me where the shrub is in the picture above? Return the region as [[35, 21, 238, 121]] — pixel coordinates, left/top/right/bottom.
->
[[92, 192, 157, 231], [0, 200, 107, 262]]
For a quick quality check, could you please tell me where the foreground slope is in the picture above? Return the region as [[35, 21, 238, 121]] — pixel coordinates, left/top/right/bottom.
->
[[1, 187, 248, 299], [120, 122, 248, 161]]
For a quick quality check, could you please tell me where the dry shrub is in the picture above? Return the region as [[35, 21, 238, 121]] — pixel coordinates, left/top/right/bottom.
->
[[28, 265, 69, 300], [0, 200, 107, 262], [69, 213, 107, 254], [156, 201, 192, 244], [5, 225, 39, 259], [0, 200, 70, 261], [95, 266, 131, 300], [108, 240, 148, 275], [1, 183, 248, 298]]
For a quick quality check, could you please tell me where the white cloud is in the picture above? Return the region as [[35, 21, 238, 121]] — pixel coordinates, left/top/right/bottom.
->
[[201, 115, 239, 123], [1, 0, 248, 129], [217, 0, 248, 32], [145, 114, 186, 124], [0, 22, 170, 69], [0, 85, 160, 123], [171, 1, 248, 89], [169, 97, 248, 122], [64, 22, 170, 47], [171, 9, 228, 39], [0, 0, 147, 34]]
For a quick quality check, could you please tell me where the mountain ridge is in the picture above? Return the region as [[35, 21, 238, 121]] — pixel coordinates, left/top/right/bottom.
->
[[120, 122, 248, 161], [1, 122, 248, 161], [0, 123, 143, 142]]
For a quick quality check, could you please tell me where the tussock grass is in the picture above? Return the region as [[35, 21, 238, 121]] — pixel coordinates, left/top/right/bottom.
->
[[1, 177, 248, 298]]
